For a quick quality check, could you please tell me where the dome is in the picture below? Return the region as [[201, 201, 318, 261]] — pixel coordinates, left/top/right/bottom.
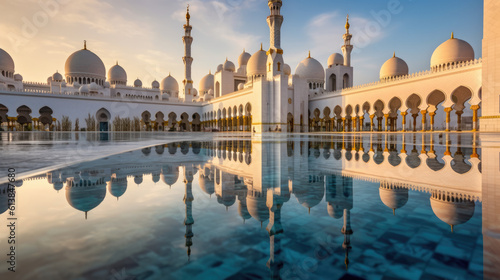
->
[[64, 47, 106, 79], [247, 193, 269, 222], [108, 63, 127, 84], [247, 48, 268, 77], [104, 81, 110, 88], [152, 80, 160, 89], [13, 74, 22, 81], [431, 34, 475, 69], [89, 82, 99, 91], [79, 84, 89, 94], [328, 53, 344, 67], [134, 78, 142, 88], [160, 74, 179, 93], [283, 64, 291, 76], [379, 185, 409, 214], [380, 53, 409, 80], [52, 71, 63, 82], [47, 76, 52, 84], [430, 195, 475, 231], [295, 54, 325, 82], [238, 50, 251, 67], [237, 83, 244, 91], [199, 72, 214, 93], [73, 82, 80, 88], [223, 59, 236, 72], [0, 48, 15, 73], [216, 64, 223, 73]]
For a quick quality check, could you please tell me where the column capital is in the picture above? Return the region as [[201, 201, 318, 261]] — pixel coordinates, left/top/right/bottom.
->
[[470, 105, 481, 110], [444, 107, 453, 113], [400, 112, 408, 116]]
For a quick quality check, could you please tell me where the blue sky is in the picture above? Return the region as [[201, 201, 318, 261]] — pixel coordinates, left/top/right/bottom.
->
[[0, 0, 483, 86]]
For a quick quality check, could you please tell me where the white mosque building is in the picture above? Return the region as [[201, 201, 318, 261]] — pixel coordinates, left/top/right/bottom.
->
[[0, 0, 499, 133]]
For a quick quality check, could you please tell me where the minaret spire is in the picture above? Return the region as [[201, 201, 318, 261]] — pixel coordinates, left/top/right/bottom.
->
[[182, 4, 194, 102], [342, 14, 353, 67]]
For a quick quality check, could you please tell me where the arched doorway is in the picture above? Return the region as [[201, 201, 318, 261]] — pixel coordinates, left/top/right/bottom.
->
[[96, 108, 111, 131]]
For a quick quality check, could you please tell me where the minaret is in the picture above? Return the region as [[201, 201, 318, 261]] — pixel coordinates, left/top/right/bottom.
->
[[182, 5, 194, 102], [341, 15, 353, 67], [266, 0, 285, 77]]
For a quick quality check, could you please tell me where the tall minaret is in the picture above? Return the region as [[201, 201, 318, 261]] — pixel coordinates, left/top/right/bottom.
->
[[182, 5, 194, 102], [266, 0, 285, 77], [341, 15, 353, 67]]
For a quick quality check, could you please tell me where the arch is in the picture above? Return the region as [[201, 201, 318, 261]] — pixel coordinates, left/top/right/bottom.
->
[[343, 73, 349, 89], [192, 113, 201, 132], [180, 112, 190, 131], [168, 112, 177, 131], [16, 105, 32, 125], [0, 104, 8, 124], [96, 108, 111, 131], [287, 113, 294, 133], [406, 94, 422, 131], [215, 81, 221, 98], [329, 74, 337, 91]]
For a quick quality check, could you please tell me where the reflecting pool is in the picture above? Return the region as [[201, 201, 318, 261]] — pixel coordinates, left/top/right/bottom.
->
[[1, 133, 499, 280]]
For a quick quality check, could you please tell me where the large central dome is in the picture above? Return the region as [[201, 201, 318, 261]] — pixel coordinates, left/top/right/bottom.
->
[[65, 47, 106, 79], [431, 34, 475, 70], [295, 54, 325, 82]]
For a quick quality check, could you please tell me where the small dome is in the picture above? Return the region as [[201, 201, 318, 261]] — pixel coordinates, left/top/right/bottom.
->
[[52, 71, 63, 82], [207, 89, 214, 96], [431, 34, 475, 69], [103, 81, 110, 88], [379, 185, 409, 214], [65, 47, 106, 79], [223, 59, 236, 72], [238, 50, 252, 67], [61, 82, 67, 87], [79, 84, 89, 94], [108, 63, 127, 84], [0, 48, 15, 73], [328, 53, 344, 67], [283, 64, 291, 76], [380, 53, 409, 80], [295, 54, 325, 82], [216, 64, 223, 72], [160, 74, 179, 93], [73, 82, 80, 88], [430, 195, 475, 231], [14, 74, 22, 81], [199, 72, 214, 92], [134, 78, 142, 88], [247, 48, 268, 77], [89, 82, 99, 91], [47, 76, 52, 84], [237, 83, 244, 90], [152, 80, 160, 89]]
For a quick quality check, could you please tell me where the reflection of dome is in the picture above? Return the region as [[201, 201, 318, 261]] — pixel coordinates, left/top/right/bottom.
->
[[134, 175, 143, 185], [238, 50, 251, 67], [430, 194, 475, 232], [379, 184, 409, 214], [160, 74, 179, 93], [152, 173, 161, 183], [223, 59, 236, 72], [295, 182, 325, 212], [107, 177, 127, 199], [380, 53, 409, 80], [247, 193, 269, 222], [161, 165, 179, 186], [53, 182, 64, 192], [217, 195, 236, 208], [108, 63, 127, 85], [65, 181, 106, 219], [65, 48, 106, 79], [327, 203, 344, 219], [431, 34, 475, 69], [327, 53, 344, 68], [295, 55, 325, 82], [238, 199, 252, 221], [199, 72, 214, 93], [247, 48, 267, 77], [0, 48, 15, 74]]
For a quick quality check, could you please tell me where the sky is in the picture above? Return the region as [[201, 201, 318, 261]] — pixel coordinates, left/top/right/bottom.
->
[[0, 0, 484, 87]]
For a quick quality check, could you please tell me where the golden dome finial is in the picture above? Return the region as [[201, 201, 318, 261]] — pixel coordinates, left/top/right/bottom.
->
[[260, 43, 263, 51], [451, 32, 454, 39], [345, 14, 350, 33], [84, 40, 87, 50], [186, 4, 191, 21], [393, 52, 396, 58]]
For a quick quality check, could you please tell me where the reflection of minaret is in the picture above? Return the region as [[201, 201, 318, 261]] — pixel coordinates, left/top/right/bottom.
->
[[342, 208, 353, 270], [266, 187, 286, 280], [182, 5, 194, 102], [183, 168, 195, 260]]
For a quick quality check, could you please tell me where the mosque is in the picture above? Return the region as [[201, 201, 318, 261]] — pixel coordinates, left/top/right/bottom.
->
[[0, 0, 499, 133]]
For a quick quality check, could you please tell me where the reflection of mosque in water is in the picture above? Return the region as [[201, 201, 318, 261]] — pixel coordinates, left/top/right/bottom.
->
[[2, 136, 484, 274]]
